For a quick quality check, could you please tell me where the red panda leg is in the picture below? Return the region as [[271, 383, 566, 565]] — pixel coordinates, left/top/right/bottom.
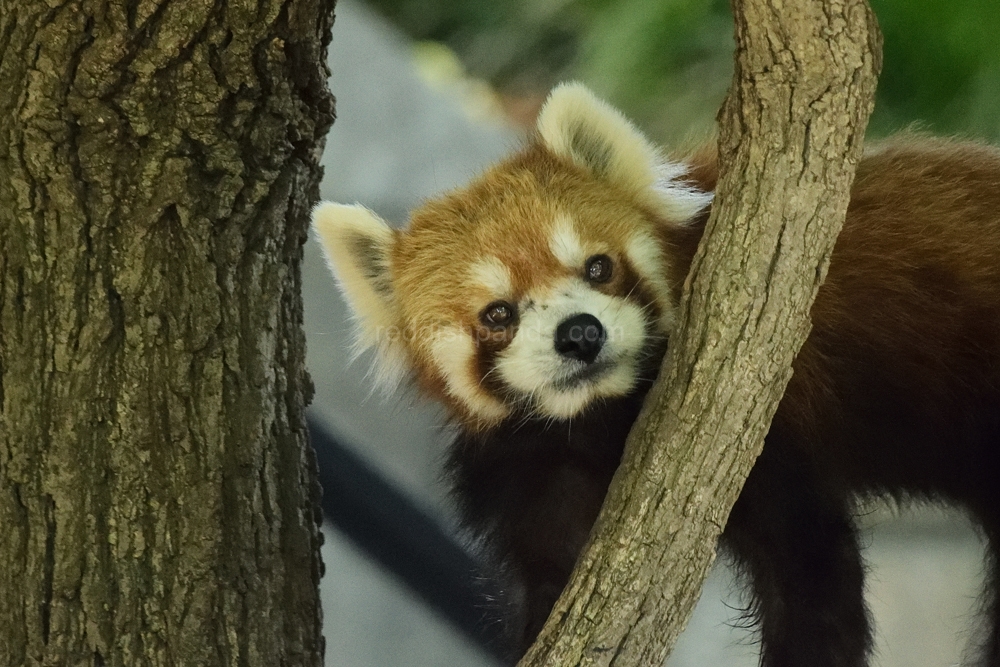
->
[[453, 454, 616, 660], [722, 446, 872, 667]]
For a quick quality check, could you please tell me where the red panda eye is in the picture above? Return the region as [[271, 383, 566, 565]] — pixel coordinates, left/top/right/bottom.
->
[[481, 301, 515, 327], [586, 255, 613, 283]]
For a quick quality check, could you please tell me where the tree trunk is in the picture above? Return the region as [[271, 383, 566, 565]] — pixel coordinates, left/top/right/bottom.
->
[[520, 1, 881, 665], [0, 2, 335, 665]]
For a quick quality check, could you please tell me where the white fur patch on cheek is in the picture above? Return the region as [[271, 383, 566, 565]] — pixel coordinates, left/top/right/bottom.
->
[[493, 309, 562, 399], [626, 231, 675, 331], [495, 279, 649, 419], [549, 215, 586, 269], [469, 256, 512, 297], [428, 327, 510, 423]]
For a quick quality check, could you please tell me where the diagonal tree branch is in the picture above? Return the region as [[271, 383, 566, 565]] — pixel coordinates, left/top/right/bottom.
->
[[518, 0, 882, 664]]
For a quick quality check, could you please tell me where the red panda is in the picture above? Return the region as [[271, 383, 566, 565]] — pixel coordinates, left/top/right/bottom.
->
[[313, 83, 1000, 667]]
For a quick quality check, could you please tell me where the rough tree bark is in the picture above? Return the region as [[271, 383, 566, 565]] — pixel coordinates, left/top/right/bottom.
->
[[0, 1, 335, 665], [520, 1, 881, 665]]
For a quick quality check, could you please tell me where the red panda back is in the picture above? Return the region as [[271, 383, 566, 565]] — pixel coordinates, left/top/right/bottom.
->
[[764, 137, 1000, 495], [675, 137, 1000, 491]]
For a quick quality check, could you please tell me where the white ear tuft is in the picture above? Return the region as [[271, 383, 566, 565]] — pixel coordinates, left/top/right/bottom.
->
[[536, 82, 712, 222], [312, 202, 408, 388]]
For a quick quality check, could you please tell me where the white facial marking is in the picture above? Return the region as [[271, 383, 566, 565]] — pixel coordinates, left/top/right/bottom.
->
[[549, 215, 587, 268], [469, 256, 513, 296], [429, 326, 510, 422], [625, 231, 675, 330], [495, 277, 647, 419]]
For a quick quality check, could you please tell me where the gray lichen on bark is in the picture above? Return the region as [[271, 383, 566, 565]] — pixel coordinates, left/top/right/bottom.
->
[[0, 1, 335, 665], [519, 0, 882, 665]]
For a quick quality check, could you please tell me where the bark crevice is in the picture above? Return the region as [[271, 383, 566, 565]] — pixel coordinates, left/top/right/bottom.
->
[[0, 1, 334, 664], [519, 0, 881, 664]]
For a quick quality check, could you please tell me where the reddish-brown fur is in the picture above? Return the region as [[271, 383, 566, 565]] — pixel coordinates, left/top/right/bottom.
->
[[314, 82, 1000, 665], [390, 146, 676, 425], [443, 135, 1000, 666]]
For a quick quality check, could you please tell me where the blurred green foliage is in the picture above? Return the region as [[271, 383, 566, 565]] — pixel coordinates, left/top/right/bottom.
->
[[365, 0, 1000, 142], [871, 0, 1000, 139]]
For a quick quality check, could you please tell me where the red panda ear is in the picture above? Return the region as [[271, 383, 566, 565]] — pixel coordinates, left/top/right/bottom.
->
[[536, 82, 712, 222], [312, 203, 408, 385]]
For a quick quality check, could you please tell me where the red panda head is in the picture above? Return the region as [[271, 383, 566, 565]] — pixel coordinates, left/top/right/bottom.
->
[[314, 84, 712, 430]]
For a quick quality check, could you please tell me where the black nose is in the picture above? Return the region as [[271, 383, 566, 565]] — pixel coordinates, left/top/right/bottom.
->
[[554, 313, 606, 364]]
